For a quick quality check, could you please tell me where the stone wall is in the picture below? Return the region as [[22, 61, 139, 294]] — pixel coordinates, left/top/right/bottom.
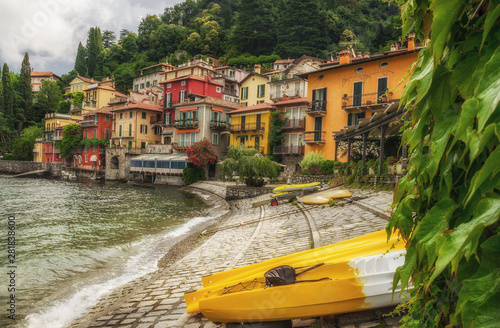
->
[[290, 174, 332, 184], [105, 148, 144, 181], [281, 155, 302, 177], [0, 160, 61, 177], [225, 186, 273, 200]]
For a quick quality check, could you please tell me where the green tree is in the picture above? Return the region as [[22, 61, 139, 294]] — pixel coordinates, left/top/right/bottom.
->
[[19, 52, 32, 124], [2, 64, 15, 131], [121, 33, 138, 61], [387, 0, 500, 327], [102, 30, 116, 48], [137, 14, 161, 52], [274, 0, 329, 58], [33, 80, 61, 120], [59, 124, 81, 159], [74, 42, 87, 76], [86, 27, 102, 78], [113, 63, 136, 94], [230, 0, 278, 56], [148, 24, 189, 61], [268, 110, 286, 162], [11, 125, 43, 161], [221, 145, 280, 187]]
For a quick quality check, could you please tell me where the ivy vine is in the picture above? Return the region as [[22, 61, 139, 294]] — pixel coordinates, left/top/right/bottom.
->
[[388, 0, 500, 327]]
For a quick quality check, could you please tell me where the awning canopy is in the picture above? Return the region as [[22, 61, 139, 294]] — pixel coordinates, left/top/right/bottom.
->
[[131, 154, 187, 161]]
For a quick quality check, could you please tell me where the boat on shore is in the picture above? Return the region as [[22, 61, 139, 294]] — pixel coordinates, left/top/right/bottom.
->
[[185, 230, 407, 322], [272, 182, 321, 194]]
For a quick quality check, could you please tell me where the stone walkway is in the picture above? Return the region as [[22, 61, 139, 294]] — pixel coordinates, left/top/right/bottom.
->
[[68, 183, 399, 328]]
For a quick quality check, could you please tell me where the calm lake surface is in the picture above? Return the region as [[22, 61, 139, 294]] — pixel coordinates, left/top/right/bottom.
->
[[0, 175, 210, 328]]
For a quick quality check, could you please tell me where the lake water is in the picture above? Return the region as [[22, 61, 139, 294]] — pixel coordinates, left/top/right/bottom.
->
[[0, 175, 210, 328]]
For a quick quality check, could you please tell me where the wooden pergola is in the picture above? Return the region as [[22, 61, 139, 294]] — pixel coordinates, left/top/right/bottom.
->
[[333, 101, 408, 176]]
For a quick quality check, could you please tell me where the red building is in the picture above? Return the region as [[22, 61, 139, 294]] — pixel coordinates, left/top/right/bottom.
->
[[78, 106, 114, 169], [43, 126, 64, 163], [159, 75, 224, 128]]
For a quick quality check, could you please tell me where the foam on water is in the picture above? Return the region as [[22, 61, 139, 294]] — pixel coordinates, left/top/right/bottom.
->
[[24, 215, 215, 328]]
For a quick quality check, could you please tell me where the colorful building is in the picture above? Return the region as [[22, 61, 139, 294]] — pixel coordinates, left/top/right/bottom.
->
[[227, 102, 274, 154], [30, 71, 61, 94], [111, 103, 163, 149], [300, 36, 421, 161], [38, 113, 81, 163], [133, 63, 174, 93], [213, 66, 249, 103], [78, 106, 114, 169], [83, 85, 120, 111], [239, 73, 270, 107], [68, 75, 99, 93]]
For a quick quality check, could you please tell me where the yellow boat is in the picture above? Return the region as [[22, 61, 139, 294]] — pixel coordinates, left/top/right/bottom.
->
[[185, 230, 407, 320], [272, 182, 321, 194]]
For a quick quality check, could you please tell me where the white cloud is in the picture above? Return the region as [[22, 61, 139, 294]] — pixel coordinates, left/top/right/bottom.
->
[[0, 0, 180, 76]]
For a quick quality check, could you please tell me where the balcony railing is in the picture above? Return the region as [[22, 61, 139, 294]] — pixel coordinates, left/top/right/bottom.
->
[[223, 88, 237, 96], [53, 135, 63, 141], [306, 101, 327, 116], [110, 97, 127, 104], [35, 137, 42, 142], [342, 92, 394, 109], [229, 122, 265, 133], [174, 119, 199, 129], [80, 120, 98, 127], [210, 120, 228, 130], [273, 145, 305, 155], [304, 131, 326, 144], [164, 101, 173, 109], [283, 118, 305, 130], [33, 148, 38, 153]]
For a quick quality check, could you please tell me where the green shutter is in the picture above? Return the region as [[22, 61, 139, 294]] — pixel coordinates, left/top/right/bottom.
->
[[119, 125, 122, 136], [129, 124, 132, 136]]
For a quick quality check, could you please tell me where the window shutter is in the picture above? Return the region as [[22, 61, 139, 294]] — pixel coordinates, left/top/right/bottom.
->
[[348, 113, 353, 126]]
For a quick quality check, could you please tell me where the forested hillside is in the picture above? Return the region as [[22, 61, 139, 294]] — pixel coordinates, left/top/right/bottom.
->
[[71, 0, 401, 92]]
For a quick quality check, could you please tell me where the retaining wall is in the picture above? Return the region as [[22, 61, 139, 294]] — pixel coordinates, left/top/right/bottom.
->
[[225, 186, 273, 200], [0, 160, 62, 177], [290, 174, 332, 184]]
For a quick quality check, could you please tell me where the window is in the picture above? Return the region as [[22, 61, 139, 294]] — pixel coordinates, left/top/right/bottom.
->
[[165, 93, 172, 108], [212, 133, 218, 145], [355, 67, 363, 73], [179, 90, 187, 103], [140, 83, 145, 89], [181, 80, 186, 86], [94, 128, 97, 138], [140, 125, 148, 134], [216, 87, 222, 93], [134, 85, 138, 92], [317, 74, 324, 80], [85, 130, 88, 138], [257, 84, 265, 98], [141, 142, 146, 149], [312, 88, 327, 111], [93, 145, 97, 152], [353, 81, 363, 106], [146, 81, 150, 88], [85, 155, 88, 163], [130, 112, 133, 118], [105, 115, 109, 121], [84, 144, 88, 152], [142, 112, 146, 119], [154, 126, 161, 135], [377, 77, 388, 103], [105, 129, 110, 140], [167, 83, 172, 88], [153, 80, 157, 86], [129, 124, 132, 137], [241, 87, 248, 100], [120, 113, 123, 119], [128, 141, 132, 148], [380, 62, 389, 68], [119, 125, 122, 137]]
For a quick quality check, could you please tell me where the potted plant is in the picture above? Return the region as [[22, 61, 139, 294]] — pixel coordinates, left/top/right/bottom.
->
[[342, 94, 348, 107]]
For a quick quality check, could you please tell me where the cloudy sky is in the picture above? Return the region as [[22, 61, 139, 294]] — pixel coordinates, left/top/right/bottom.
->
[[0, 0, 182, 76]]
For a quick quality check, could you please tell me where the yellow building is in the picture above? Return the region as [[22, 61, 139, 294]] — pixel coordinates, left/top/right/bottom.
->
[[111, 103, 163, 149], [239, 73, 270, 107], [32, 138, 44, 162], [301, 37, 421, 161], [68, 75, 99, 93], [227, 102, 274, 154], [83, 85, 120, 111]]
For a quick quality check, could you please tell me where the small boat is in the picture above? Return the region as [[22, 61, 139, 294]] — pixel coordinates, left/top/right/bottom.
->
[[185, 230, 407, 322], [272, 182, 321, 194]]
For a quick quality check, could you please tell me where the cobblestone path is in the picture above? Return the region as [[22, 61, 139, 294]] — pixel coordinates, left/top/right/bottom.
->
[[68, 184, 398, 328]]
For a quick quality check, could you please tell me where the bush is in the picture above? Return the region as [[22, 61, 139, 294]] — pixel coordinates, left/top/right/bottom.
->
[[183, 167, 206, 185], [320, 160, 336, 175], [300, 150, 326, 174]]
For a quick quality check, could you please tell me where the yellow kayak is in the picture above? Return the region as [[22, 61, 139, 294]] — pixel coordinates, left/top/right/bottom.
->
[[185, 230, 406, 316], [272, 182, 321, 194], [320, 189, 352, 199]]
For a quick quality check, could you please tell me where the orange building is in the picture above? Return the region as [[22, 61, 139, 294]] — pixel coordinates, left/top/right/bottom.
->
[[300, 36, 422, 161]]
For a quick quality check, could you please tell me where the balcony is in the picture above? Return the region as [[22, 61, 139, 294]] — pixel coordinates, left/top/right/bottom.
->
[[164, 101, 173, 109], [273, 145, 305, 155], [306, 101, 327, 116], [210, 120, 228, 130], [110, 97, 127, 104], [150, 116, 161, 124], [304, 131, 326, 145], [80, 119, 98, 127], [342, 92, 395, 110], [35, 138, 42, 142], [223, 88, 237, 96], [283, 118, 305, 130], [174, 119, 199, 129], [53, 135, 63, 141], [33, 148, 38, 153], [229, 122, 265, 133]]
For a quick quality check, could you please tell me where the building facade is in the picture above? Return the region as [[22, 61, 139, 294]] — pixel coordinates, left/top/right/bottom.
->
[[239, 73, 270, 107], [78, 106, 114, 169], [30, 71, 61, 94]]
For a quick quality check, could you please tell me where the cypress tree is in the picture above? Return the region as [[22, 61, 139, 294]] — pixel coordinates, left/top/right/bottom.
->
[[74, 42, 87, 76], [19, 52, 32, 124], [2, 64, 14, 131], [274, 0, 329, 58], [86, 27, 102, 78]]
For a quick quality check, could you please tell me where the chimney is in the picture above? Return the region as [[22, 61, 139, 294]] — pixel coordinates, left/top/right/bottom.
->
[[283, 94, 289, 101], [254, 64, 261, 74], [31, 68, 34, 72], [390, 44, 396, 52], [339, 50, 351, 65], [408, 33, 415, 51]]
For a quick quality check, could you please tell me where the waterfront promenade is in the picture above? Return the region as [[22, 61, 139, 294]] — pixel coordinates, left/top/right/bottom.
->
[[67, 182, 401, 328]]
